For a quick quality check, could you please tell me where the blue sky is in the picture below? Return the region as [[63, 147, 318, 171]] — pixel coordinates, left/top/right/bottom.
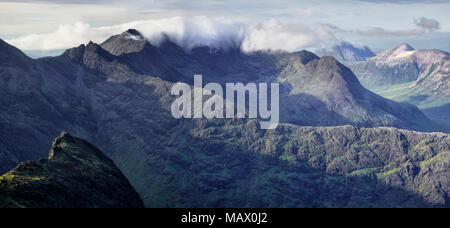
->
[[0, 0, 449, 56]]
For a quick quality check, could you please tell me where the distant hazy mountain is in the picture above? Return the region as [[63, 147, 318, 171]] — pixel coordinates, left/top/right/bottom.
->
[[0, 132, 144, 208], [316, 42, 375, 62], [371, 43, 414, 61], [347, 43, 449, 90], [346, 43, 449, 130], [0, 30, 448, 207]]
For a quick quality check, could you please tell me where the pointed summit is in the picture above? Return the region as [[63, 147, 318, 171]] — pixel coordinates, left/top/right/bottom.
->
[[62, 43, 86, 63], [62, 41, 114, 63], [100, 29, 151, 56], [290, 50, 320, 65], [390, 43, 415, 55], [374, 42, 415, 61], [85, 41, 113, 58], [396, 42, 415, 51], [305, 56, 361, 88], [125, 29, 144, 39]]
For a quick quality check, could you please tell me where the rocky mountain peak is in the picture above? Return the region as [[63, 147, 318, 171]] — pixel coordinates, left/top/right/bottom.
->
[[125, 28, 144, 38], [86, 41, 106, 53], [365, 43, 447, 66], [62, 43, 86, 63], [100, 29, 151, 56], [374, 43, 416, 61], [289, 50, 320, 65], [62, 41, 114, 64], [396, 43, 415, 51], [48, 131, 104, 160], [306, 56, 361, 88], [309, 56, 351, 74], [0, 132, 144, 208]]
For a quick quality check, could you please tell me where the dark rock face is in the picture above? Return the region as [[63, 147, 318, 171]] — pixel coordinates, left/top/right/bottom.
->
[[0, 132, 144, 208]]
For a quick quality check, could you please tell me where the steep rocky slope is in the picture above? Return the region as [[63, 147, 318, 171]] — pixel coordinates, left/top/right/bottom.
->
[[277, 55, 432, 130], [0, 40, 98, 174], [0, 132, 144, 208]]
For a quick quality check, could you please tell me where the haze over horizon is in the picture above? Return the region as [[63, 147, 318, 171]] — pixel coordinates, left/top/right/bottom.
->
[[1, 0, 449, 57]]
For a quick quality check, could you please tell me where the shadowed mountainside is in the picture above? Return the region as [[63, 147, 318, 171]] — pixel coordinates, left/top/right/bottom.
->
[[156, 121, 449, 207], [99, 30, 435, 130]]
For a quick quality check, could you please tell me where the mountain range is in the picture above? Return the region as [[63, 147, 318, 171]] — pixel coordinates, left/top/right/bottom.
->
[[0, 29, 449, 207], [346, 43, 450, 131], [347, 43, 449, 90], [101, 30, 436, 130]]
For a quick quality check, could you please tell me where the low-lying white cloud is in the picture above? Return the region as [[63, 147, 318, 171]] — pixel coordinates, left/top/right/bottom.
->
[[5, 16, 338, 53], [242, 19, 337, 52]]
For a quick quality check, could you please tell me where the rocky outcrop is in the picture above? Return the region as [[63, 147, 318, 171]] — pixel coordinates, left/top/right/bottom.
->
[[0, 132, 144, 208]]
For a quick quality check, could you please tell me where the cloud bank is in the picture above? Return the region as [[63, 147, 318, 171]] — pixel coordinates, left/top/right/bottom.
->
[[5, 15, 442, 54], [5, 16, 338, 53]]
